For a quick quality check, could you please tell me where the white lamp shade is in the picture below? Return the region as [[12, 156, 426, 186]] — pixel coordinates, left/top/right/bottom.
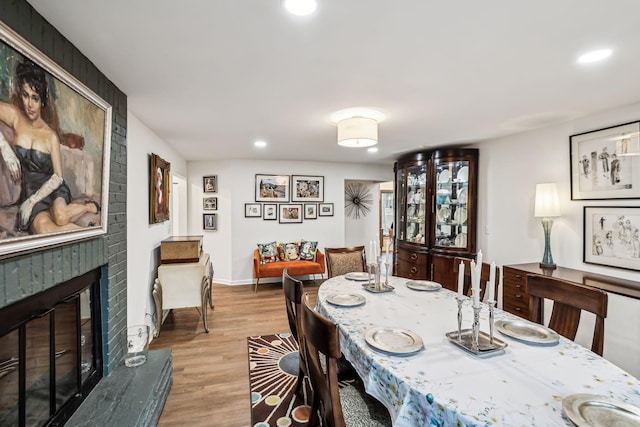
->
[[337, 117, 378, 148], [534, 183, 560, 217]]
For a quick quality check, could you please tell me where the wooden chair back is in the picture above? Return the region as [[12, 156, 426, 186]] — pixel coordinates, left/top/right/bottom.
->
[[453, 256, 500, 301], [526, 275, 608, 356], [325, 246, 367, 278], [301, 293, 345, 427], [282, 269, 307, 397]]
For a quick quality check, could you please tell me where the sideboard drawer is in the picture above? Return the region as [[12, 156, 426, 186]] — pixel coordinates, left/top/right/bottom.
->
[[502, 266, 530, 319]]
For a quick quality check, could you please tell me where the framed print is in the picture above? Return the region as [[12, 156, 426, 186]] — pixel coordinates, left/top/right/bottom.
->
[[279, 204, 303, 223], [570, 121, 640, 200], [256, 174, 290, 202], [584, 206, 640, 271], [203, 197, 217, 210], [150, 154, 171, 224], [203, 175, 217, 193], [0, 21, 112, 258], [304, 203, 318, 219], [245, 203, 262, 218], [263, 203, 277, 221], [203, 213, 217, 231], [292, 175, 324, 202], [318, 203, 334, 217]]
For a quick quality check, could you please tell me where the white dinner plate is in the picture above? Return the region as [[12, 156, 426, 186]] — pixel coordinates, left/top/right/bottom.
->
[[456, 166, 469, 182], [457, 187, 468, 204], [406, 280, 442, 291], [438, 169, 450, 183], [437, 206, 450, 222], [494, 319, 559, 345], [345, 272, 370, 281], [454, 233, 467, 247], [325, 293, 366, 307], [562, 394, 640, 427], [454, 207, 467, 224], [365, 327, 423, 355]]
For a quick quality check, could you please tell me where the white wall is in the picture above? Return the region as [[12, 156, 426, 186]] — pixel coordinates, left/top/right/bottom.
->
[[474, 101, 640, 377], [126, 112, 187, 333], [186, 160, 392, 285]]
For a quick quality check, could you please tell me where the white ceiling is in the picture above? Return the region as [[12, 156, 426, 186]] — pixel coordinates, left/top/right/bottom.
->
[[27, 1, 640, 165]]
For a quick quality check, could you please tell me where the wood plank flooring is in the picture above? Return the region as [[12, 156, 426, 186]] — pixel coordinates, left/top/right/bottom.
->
[[150, 280, 319, 427]]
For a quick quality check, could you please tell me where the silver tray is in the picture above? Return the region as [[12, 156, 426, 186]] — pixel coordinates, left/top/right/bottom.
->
[[362, 283, 395, 293], [406, 280, 442, 291], [325, 293, 366, 307], [494, 319, 559, 345], [445, 329, 507, 358], [365, 327, 423, 355], [345, 272, 370, 281], [562, 394, 640, 427]]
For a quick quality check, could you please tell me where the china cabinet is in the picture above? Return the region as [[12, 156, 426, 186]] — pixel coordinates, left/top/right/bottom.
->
[[393, 148, 478, 289]]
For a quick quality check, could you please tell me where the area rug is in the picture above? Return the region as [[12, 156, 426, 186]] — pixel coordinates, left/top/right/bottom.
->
[[248, 333, 311, 427]]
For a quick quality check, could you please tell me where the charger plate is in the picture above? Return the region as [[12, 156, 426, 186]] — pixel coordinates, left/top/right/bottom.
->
[[325, 293, 366, 307], [494, 319, 559, 345], [345, 272, 369, 281], [406, 280, 442, 291], [365, 327, 423, 355], [562, 394, 640, 426]]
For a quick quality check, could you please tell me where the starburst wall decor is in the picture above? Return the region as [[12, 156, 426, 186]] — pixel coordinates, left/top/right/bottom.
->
[[345, 182, 373, 219]]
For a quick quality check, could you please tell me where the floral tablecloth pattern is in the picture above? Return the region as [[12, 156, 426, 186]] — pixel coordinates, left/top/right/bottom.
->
[[316, 276, 640, 427]]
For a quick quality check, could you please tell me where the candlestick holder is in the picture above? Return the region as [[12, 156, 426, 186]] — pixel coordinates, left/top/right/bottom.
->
[[488, 300, 496, 346], [445, 299, 508, 358], [472, 305, 481, 351], [456, 297, 463, 341], [362, 262, 394, 293], [384, 260, 390, 287]]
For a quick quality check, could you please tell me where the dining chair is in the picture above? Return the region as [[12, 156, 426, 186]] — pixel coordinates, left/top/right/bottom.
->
[[300, 293, 392, 427], [324, 246, 367, 278], [526, 275, 608, 356], [453, 256, 500, 301]]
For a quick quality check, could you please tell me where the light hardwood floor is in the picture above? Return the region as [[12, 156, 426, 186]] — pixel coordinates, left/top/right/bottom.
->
[[150, 280, 319, 427]]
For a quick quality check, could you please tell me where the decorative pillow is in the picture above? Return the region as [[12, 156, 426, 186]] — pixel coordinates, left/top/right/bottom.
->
[[299, 240, 318, 261], [278, 242, 300, 261], [257, 241, 279, 264]]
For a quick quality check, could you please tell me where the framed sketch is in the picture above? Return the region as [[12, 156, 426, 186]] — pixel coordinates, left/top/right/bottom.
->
[[584, 206, 640, 271], [318, 203, 334, 217], [0, 21, 112, 258], [150, 154, 171, 224], [304, 203, 318, 219], [279, 204, 303, 224], [263, 203, 277, 221], [203, 197, 217, 210], [203, 175, 217, 193], [570, 121, 640, 200], [292, 175, 324, 202], [255, 174, 290, 202], [245, 203, 262, 218], [203, 213, 217, 231]]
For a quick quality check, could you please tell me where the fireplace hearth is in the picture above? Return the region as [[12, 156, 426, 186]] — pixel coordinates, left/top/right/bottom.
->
[[0, 269, 102, 427]]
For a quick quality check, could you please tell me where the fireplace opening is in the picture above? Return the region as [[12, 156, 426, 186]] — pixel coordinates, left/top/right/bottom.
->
[[0, 269, 103, 427]]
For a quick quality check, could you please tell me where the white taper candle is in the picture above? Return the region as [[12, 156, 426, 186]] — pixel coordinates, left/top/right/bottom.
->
[[457, 261, 465, 298], [488, 261, 496, 302]]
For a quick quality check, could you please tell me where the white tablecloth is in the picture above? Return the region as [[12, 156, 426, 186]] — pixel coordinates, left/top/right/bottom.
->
[[316, 275, 640, 427]]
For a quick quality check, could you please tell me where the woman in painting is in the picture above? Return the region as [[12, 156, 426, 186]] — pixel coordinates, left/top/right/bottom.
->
[[0, 58, 99, 234]]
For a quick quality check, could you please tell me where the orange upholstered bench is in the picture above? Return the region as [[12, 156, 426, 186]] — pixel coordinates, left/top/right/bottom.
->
[[252, 249, 325, 292]]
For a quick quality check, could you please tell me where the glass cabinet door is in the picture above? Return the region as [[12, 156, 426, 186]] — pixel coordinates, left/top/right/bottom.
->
[[401, 164, 427, 244], [433, 159, 469, 248]]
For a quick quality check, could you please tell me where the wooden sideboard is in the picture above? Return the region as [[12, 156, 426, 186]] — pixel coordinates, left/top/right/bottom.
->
[[503, 262, 640, 320]]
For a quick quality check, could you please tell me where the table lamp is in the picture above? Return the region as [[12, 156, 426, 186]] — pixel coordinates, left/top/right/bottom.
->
[[534, 183, 560, 269]]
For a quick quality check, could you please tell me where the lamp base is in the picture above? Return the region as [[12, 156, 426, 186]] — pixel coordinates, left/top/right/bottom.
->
[[539, 262, 556, 270]]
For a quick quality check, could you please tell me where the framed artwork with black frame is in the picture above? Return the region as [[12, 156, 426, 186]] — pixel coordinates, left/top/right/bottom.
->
[[203, 175, 217, 193], [245, 203, 262, 218], [570, 121, 640, 200], [203, 213, 217, 230], [255, 174, 290, 202], [318, 202, 334, 217], [203, 197, 217, 210], [292, 175, 324, 202], [279, 204, 303, 223], [150, 153, 171, 224], [304, 203, 318, 219], [583, 206, 640, 271], [263, 203, 277, 221]]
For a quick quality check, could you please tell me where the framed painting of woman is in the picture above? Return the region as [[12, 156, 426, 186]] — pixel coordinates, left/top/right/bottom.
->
[[0, 21, 111, 257]]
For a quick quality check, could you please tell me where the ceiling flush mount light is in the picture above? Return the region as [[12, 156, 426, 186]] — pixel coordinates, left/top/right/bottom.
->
[[254, 140, 267, 148], [577, 49, 612, 64], [282, 0, 317, 16], [337, 116, 378, 148]]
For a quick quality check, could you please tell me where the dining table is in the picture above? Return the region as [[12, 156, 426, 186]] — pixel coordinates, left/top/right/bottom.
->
[[316, 274, 640, 427]]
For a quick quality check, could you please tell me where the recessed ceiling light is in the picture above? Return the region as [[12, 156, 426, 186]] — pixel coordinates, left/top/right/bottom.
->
[[577, 49, 612, 64], [368, 147, 379, 153], [254, 140, 267, 148], [282, 0, 317, 16]]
